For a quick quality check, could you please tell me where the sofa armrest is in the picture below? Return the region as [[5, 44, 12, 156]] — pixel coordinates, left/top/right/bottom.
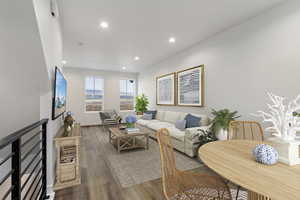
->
[[185, 125, 211, 143]]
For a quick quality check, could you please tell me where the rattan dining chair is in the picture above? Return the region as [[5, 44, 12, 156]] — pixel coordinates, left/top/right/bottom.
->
[[228, 121, 264, 141], [156, 128, 232, 200], [228, 121, 264, 200]]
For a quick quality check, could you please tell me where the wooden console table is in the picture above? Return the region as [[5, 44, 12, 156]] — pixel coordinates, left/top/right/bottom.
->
[[54, 123, 81, 190], [198, 140, 300, 200]]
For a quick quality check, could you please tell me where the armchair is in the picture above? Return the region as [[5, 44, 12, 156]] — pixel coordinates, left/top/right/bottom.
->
[[99, 110, 121, 132]]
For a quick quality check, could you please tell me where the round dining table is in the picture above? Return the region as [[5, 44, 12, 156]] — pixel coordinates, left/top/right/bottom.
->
[[198, 140, 300, 200]]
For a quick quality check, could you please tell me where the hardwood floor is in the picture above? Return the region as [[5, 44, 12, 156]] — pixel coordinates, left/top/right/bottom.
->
[[54, 126, 212, 200]]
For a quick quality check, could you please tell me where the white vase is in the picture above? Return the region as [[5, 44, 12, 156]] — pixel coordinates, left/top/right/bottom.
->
[[216, 128, 228, 140]]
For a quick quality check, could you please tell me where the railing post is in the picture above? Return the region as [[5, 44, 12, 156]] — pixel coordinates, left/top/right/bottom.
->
[[11, 139, 21, 200], [42, 122, 48, 199]]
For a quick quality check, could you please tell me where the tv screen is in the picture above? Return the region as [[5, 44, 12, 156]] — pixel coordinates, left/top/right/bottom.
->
[[52, 67, 67, 120]]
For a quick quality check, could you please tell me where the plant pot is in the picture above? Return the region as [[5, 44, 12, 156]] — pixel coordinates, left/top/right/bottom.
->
[[216, 128, 228, 140]]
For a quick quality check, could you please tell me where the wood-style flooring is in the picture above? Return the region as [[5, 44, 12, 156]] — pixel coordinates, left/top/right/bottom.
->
[[54, 126, 212, 200]]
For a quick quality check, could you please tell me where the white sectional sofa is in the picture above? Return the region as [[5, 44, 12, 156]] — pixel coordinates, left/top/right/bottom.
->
[[136, 110, 211, 157]]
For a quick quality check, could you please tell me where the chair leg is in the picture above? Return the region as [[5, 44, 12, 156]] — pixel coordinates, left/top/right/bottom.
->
[[236, 185, 241, 200]]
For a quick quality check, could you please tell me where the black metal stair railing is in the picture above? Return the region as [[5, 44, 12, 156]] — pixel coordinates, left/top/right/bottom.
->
[[0, 119, 49, 200]]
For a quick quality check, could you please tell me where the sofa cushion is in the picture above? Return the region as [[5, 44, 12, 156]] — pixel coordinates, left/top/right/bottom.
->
[[179, 113, 188, 120], [185, 114, 201, 128], [156, 111, 165, 121], [164, 111, 181, 123], [167, 126, 185, 142], [136, 119, 159, 126], [147, 122, 173, 131], [145, 110, 157, 119]]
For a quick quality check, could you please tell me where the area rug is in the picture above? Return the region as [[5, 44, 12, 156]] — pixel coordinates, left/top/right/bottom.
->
[[95, 132, 202, 188]]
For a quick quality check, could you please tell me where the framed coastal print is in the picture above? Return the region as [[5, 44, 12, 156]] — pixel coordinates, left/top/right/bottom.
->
[[156, 73, 176, 105], [177, 65, 204, 107]]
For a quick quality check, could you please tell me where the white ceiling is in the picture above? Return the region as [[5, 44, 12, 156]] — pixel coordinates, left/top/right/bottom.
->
[[59, 0, 286, 72]]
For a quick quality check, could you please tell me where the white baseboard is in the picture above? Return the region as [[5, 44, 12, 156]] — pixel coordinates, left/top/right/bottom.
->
[[47, 184, 55, 200], [47, 192, 55, 200]]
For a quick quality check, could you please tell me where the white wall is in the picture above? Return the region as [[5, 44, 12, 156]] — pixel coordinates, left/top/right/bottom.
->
[[33, 0, 63, 196], [64, 67, 138, 126], [139, 1, 300, 121], [0, 0, 49, 137]]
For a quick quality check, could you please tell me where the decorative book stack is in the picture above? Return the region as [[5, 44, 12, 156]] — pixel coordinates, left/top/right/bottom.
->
[[126, 128, 140, 134]]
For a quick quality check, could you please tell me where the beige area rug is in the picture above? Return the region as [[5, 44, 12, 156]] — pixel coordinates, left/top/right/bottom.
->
[[95, 131, 202, 188]]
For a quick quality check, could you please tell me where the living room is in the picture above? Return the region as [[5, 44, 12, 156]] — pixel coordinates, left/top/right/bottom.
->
[[1, 0, 300, 200]]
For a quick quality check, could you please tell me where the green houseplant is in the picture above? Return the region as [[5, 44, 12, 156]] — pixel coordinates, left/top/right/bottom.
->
[[135, 94, 149, 115], [211, 109, 240, 140]]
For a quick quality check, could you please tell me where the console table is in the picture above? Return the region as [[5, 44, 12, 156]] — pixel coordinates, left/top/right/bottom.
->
[[54, 123, 81, 190]]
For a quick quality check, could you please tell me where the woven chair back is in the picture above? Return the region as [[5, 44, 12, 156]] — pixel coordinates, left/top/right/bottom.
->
[[229, 121, 264, 141], [156, 128, 182, 198]]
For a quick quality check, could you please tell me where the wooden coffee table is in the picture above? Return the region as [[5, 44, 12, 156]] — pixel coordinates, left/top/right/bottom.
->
[[108, 127, 149, 153]]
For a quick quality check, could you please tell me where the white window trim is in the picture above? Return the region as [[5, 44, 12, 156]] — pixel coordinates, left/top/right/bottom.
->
[[85, 76, 104, 113]]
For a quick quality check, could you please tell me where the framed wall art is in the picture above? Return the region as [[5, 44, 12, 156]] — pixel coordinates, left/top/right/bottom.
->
[[177, 65, 204, 107], [156, 73, 176, 105]]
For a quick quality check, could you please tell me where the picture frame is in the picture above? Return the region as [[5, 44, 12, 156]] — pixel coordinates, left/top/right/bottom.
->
[[156, 72, 176, 105], [176, 65, 204, 107]]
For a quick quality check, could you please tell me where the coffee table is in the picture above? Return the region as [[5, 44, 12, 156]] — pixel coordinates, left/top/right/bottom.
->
[[108, 127, 149, 153]]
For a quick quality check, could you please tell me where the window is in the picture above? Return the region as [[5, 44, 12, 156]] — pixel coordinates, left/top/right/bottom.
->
[[85, 76, 104, 112], [120, 79, 136, 111]]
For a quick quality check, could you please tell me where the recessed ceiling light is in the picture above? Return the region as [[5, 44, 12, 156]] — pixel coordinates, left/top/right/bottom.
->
[[62, 60, 67, 65], [122, 66, 126, 70], [169, 37, 176, 43], [134, 56, 140, 61], [100, 21, 109, 29]]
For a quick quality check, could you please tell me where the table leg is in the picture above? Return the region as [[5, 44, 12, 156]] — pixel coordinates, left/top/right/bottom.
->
[[248, 191, 271, 200], [146, 135, 149, 150], [109, 130, 111, 144], [117, 138, 121, 153], [133, 136, 136, 147]]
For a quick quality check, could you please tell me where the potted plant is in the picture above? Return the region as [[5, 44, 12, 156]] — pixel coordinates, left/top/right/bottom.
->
[[211, 109, 240, 140], [135, 94, 149, 115]]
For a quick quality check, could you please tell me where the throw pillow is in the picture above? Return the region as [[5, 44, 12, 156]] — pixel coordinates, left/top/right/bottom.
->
[[175, 120, 186, 131], [145, 110, 157, 119], [142, 113, 153, 120], [185, 114, 201, 128]]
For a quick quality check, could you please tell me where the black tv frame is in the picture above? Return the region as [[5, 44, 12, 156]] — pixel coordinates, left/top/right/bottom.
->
[[52, 66, 67, 120]]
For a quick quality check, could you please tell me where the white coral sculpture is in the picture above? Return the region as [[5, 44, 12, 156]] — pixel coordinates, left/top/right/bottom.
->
[[254, 93, 300, 141]]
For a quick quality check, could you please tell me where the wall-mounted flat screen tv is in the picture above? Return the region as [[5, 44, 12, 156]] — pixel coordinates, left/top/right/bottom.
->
[[52, 67, 67, 120]]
